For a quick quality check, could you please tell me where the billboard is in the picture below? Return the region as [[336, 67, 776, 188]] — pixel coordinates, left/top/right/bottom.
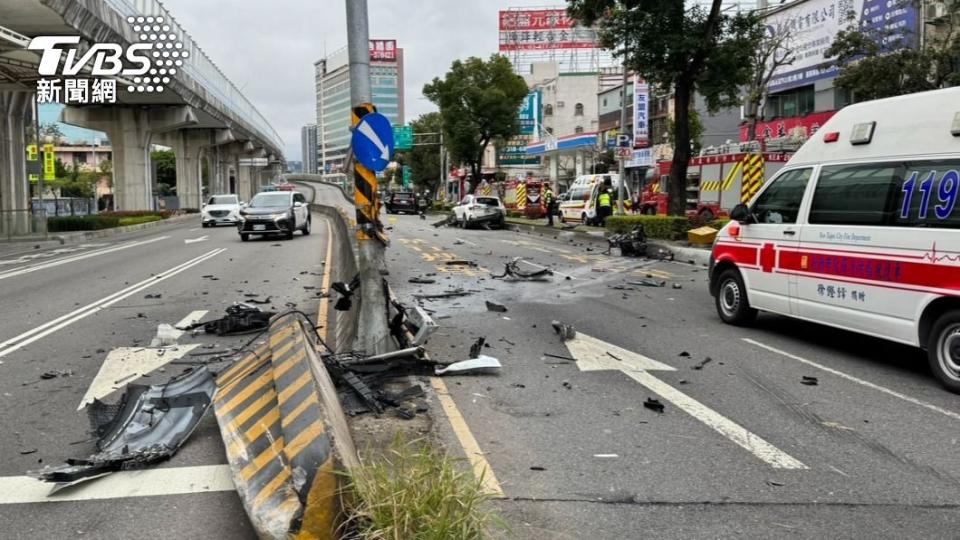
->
[[499, 9, 599, 51], [518, 91, 541, 136], [370, 39, 397, 62], [632, 76, 649, 149], [739, 110, 837, 142], [766, 0, 916, 92]]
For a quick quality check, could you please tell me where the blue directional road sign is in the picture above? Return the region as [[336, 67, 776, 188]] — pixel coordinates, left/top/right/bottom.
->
[[351, 112, 395, 172]]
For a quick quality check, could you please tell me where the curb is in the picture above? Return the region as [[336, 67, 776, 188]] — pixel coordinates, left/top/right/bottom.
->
[[505, 218, 712, 267], [52, 214, 197, 243]]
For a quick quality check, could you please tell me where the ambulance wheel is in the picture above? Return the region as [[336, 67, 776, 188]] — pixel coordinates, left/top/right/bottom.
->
[[927, 310, 960, 393], [715, 268, 757, 326]]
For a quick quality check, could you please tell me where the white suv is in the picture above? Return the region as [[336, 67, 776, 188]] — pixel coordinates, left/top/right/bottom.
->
[[201, 195, 242, 227], [454, 195, 506, 229]]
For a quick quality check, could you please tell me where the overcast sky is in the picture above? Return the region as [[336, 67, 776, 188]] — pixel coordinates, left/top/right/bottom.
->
[[160, 0, 555, 162]]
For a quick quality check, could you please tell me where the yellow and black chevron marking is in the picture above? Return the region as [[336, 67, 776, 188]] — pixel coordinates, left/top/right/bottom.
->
[[516, 183, 527, 210], [701, 180, 721, 192], [352, 103, 380, 242], [722, 160, 742, 191], [650, 182, 660, 194], [740, 153, 764, 203], [214, 315, 337, 540]]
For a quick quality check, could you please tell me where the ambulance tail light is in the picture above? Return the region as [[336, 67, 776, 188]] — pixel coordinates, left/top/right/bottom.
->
[[823, 131, 840, 143]]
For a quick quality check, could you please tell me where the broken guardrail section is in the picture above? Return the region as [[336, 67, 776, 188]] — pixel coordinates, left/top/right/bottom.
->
[[213, 312, 358, 540]]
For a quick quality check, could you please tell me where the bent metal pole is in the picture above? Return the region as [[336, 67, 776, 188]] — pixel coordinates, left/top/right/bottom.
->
[[346, 0, 390, 354]]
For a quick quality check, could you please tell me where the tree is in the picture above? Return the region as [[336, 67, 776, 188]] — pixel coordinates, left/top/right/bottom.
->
[[666, 109, 705, 154], [593, 149, 617, 174], [568, 1, 762, 215], [408, 112, 444, 197], [151, 149, 176, 191], [744, 21, 797, 141], [39, 122, 65, 142], [825, 3, 960, 101], [423, 55, 528, 194]]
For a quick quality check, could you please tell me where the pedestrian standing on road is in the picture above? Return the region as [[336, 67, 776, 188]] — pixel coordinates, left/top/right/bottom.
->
[[598, 188, 613, 226], [544, 185, 556, 227]]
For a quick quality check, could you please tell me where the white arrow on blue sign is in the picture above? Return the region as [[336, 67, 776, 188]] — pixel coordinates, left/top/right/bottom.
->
[[351, 112, 395, 172]]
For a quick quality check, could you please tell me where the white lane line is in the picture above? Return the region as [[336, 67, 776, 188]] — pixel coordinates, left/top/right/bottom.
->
[[175, 310, 208, 330], [184, 235, 209, 244], [0, 465, 235, 504], [0, 236, 170, 281], [743, 338, 960, 422], [77, 344, 201, 409], [624, 369, 808, 469], [569, 333, 807, 470], [0, 249, 226, 360]]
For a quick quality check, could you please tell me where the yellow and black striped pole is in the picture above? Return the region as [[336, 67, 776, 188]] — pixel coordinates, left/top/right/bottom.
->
[[740, 153, 765, 203], [351, 103, 383, 242]]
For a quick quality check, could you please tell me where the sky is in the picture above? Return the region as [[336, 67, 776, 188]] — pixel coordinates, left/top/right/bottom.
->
[[160, 0, 558, 162]]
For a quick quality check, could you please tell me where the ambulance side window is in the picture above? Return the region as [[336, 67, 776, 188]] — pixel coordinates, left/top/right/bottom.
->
[[750, 168, 812, 224], [809, 164, 901, 226]]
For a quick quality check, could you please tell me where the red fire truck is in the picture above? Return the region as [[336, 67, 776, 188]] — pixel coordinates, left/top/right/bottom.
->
[[638, 151, 792, 221]]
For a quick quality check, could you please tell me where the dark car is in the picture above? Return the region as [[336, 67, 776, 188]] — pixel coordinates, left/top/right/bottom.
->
[[385, 192, 418, 214], [238, 191, 311, 241]]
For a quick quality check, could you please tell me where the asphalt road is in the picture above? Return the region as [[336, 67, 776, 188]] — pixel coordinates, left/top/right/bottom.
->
[[0, 214, 330, 539], [386, 212, 960, 539]]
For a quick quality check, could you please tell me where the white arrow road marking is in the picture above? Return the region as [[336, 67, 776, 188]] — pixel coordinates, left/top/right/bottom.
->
[[0, 465, 235, 504], [357, 120, 390, 160], [567, 333, 807, 470], [0, 236, 170, 281], [184, 235, 209, 244], [0, 248, 226, 360], [744, 338, 960, 422], [77, 344, 201, 410]]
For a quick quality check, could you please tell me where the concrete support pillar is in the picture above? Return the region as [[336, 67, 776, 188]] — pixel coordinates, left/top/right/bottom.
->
[[575, 151, 585, 177], [0, 91, 32, 235], [61, 106, 198, 210], [155, 130, 210, 210], [548, 154, 559, 185]]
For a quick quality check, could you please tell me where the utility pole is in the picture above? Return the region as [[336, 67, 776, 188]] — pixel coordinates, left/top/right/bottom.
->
[[346, 0, 391, 354], [439, 131, 444, 202], [616, 49, 629, 216]]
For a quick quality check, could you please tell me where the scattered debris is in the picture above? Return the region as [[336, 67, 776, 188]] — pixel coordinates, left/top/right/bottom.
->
[[654, 248, 675, 261], [246, 296, 272, 305], [182, 304, 274, 336], [678, 351, 691, 358], [19, 449, 38, 455], [485, 301, 508, 313], [543, 352, 576, 362], [453, 240, 464, 245], [605, 225, 647, 257], [434, 355, 501, 376], [469, 337, 486, 359], [643, 398, 665, 413], [530, 466, 546, 471], [562, 380, 572, 389], [551, 320, 576, 341], [446, 260, 478, 267], [593, 454, 619, 458], [629, 279, 666, 288], [149, 324, 179, 347], [331, 275, 361, 311], [143, 293, 162, 299], [31, 367, 215, 488], [672, 283, 683, 290], [767, 480, 785, 487], [413, 289, 473, 300], [40, 370, 72, 380], [491, 258, 553, 281], [408, 277, 437, 284], [432, 215, 457, 228], [692, 357, 713, 370], [801, 376, 819, 386]]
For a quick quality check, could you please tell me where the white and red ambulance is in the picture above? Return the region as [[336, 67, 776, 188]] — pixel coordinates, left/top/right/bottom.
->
[[709, 87, 960, 392]]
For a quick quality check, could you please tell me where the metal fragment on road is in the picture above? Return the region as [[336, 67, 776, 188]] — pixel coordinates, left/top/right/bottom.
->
[[485, 301, 508, 313], [551, 320, 576, 341]]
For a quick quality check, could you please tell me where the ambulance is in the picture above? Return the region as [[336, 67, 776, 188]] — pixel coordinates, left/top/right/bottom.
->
[[558, 173, 630, 225], [709, 87, 960, 392]]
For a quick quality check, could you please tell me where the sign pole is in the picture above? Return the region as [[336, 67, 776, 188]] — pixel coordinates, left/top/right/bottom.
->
[[346, 0, 390, 355], [617, 41, 628, 216]]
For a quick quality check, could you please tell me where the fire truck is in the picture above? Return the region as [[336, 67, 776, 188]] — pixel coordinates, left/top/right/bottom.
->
[[500, 178, 549, 218], [639, 147, 793, 221]]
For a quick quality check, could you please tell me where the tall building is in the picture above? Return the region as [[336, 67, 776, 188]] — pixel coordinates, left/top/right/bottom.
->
[[300, 124, 318, 174], [315, 40, 404, 181]]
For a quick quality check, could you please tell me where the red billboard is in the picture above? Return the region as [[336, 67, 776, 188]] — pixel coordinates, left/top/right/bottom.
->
[[498, 9, 598, 51], [740, 111, 837, 143], [369, 39, 397, 62]]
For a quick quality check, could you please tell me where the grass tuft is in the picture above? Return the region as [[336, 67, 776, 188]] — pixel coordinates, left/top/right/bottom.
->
[[339, 434, 505, 540]]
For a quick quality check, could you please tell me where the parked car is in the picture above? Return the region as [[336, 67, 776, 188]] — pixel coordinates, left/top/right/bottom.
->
[[454, 195, 506, 229], [238, 191, 311, 241], [201, 194, 242, 227], [385, 192, 418, 214]]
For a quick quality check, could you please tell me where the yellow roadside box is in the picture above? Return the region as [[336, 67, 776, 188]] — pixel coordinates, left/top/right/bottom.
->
[[688, 226, 717, 246]]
